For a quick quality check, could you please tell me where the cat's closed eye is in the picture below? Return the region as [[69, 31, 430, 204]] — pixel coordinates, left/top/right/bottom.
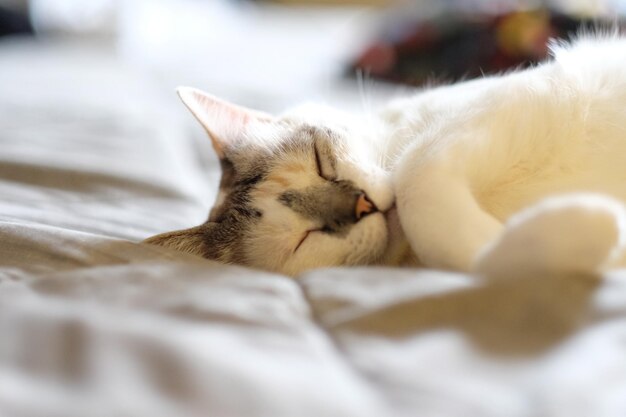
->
[[313, 138, 337, 181]]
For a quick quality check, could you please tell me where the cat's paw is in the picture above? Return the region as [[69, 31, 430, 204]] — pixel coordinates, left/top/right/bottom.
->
[[474, 194, 626, 277]]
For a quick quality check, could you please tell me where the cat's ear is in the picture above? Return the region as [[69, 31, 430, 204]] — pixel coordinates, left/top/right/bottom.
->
[[177, 86, 273, 159], [144, 225, 208, 257]]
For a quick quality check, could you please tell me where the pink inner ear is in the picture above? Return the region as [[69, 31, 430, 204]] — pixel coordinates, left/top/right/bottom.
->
[[176, 86, 271, 158]]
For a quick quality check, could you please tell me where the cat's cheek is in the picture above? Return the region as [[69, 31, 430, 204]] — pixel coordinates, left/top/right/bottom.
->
[[282, 235, 347, 275]]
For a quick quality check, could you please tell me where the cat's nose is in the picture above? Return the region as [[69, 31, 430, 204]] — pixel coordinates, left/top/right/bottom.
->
[[355, 193, 377, 220]]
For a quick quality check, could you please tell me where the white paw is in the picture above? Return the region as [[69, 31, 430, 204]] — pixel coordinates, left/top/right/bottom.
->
[[474, 194, 626, 277]]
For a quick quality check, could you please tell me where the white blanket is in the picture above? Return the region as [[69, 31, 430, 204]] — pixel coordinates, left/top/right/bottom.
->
[[1, 38, 626, 417]]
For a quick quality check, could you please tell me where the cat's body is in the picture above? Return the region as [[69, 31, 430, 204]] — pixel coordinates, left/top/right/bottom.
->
[[385, 36, 626, 272], [146, 34, 626, 277]]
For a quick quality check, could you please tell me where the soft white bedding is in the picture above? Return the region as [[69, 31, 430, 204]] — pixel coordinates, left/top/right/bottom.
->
[[1, 37, 626, 417]]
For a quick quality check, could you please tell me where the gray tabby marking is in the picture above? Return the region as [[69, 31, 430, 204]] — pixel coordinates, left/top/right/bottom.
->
[[279, 180, 363, 236], [196, 155, 268, 263]]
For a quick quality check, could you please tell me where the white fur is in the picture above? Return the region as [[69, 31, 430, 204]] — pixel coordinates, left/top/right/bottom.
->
[[384, 34, 626, 275]]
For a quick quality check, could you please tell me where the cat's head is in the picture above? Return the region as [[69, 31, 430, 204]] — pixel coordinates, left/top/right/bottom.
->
[[145, 87, 404, 276]]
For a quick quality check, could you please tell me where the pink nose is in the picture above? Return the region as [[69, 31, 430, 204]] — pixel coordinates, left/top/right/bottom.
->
[[355, 193, 377, 220]]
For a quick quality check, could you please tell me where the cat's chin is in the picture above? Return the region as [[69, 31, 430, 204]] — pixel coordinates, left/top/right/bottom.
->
[[380, 206, 413, 266]]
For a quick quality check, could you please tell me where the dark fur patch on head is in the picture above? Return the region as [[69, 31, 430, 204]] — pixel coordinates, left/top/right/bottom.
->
[[202, 158, 269, 262], [220, 158, 236, 188]]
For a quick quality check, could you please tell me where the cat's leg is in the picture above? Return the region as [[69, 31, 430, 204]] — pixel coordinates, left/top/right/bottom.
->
[[474, 194, 626, 278], [394, 160, 503, 271]]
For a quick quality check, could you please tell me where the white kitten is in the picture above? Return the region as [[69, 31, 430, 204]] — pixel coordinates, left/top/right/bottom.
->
[[146, 34, 626, 277]]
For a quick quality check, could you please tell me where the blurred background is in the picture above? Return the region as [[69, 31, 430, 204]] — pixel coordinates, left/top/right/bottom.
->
[[0, 0, 624, 113]]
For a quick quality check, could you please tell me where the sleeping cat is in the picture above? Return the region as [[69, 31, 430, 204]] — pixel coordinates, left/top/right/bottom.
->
[[145, 34, 626, 277]]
